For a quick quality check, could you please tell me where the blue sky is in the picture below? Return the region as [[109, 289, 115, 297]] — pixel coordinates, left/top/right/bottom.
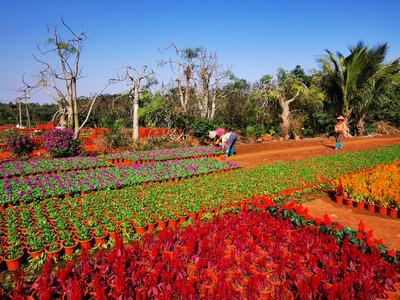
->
[[1, 0, 399, 103]]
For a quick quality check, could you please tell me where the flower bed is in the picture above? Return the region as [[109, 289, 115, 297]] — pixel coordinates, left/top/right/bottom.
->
[[76, 144, 400, 218], [2, 144, 396, 263], [2, 207, 398, 298], [335, 160, 400, 217], [0, 156, 112, 177], [0, 158, 240, 205], [102, 145, 222, 163]]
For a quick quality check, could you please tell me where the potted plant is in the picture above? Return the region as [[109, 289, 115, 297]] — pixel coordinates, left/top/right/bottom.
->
[[133, 214, 147, 234], [5, 245, 24, 271], [352, 194, 365, 210], [335, 182, 344, 205], [94, 225, 107, 246], [387, 200, 399, 218], [365, 197, 376, 213], [45, 242, 63, 260], [27, 236, 44, 258], [63, 237, 78, 256], [292, 128, 301, 141], [76, 226, 92, 250]]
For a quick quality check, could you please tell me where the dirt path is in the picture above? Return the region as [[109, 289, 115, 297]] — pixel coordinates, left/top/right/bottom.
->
[[227, 135, 400, 250], [227, 135, 400, 168], [302, 194, 400, 251]]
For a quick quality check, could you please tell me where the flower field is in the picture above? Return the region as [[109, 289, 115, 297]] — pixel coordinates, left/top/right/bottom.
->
[[0, 156, 112, 177], [2, 205, 398, 299], [102, 145, 221, 163], [0, 146, 221, 178], [0, 144, 400, 298], [1, 158, 240, 205]]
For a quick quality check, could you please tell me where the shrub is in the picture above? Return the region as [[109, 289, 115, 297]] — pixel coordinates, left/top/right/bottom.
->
[[6, 135, 34, 158], [190, 118, 221, 143], [244, 125, 264, 138], [43, 128, 81, 158]]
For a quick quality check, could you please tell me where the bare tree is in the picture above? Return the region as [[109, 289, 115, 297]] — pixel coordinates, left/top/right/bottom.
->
[[161, 44, 203, 113], [161, 43, 186, 111], [14, 76, 42, 135], [118, 66, 155, 143], [162, 44, 231, 119], [34, 19, 113, 138], [196, 50, 231, 119]]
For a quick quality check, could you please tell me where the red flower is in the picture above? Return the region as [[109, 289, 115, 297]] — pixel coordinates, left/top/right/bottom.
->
[[295, 204, 304, 215], [356, 232, 364, 241], [387, 250, 396, 258], [322, 214, 332, 226], [365, 238, 374, 247], [358, 220, 366, 233]]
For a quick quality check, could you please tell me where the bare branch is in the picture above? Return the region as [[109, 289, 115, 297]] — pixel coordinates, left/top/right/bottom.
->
[[79, 79, 114, 130]]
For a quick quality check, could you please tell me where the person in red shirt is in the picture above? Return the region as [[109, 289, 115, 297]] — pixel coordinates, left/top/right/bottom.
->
[[334, 116, 345, 150]]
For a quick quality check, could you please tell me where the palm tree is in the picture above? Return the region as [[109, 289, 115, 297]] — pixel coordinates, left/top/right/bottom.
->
[[319, 42, 399, 135]]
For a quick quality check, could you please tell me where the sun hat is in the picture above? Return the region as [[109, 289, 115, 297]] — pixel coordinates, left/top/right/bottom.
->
[[215, 128, 225, 137], [337, 116, 345, 120]]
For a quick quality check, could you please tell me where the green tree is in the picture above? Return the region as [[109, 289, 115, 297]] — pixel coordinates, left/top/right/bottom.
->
[[265, 68, 308, 139], [319, 42, 399, 134]]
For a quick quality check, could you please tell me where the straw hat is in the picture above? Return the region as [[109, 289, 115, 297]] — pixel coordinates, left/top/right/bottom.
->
[[336, 116, 345, 120]]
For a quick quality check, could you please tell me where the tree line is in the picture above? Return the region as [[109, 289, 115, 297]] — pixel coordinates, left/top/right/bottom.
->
[[3, 21, 399, 141]]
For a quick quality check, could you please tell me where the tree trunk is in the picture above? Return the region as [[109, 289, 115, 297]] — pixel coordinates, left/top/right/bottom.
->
[[18, 101, 22, 127], [279, 97, 291, 140], [59, 103, 67, 128], [175, 49, 185, 112], [132, 86, 139, 143], [66, 105, 73, 130], [356, 115, 365, 136], [25, 102, 32, 137], [210, 92, 216, 119], [184, 68, 190, 112], [71, 79, 80, 139]]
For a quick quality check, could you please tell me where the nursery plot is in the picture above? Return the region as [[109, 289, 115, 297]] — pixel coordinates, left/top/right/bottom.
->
[[0, 156, 111, 177], [103, 145, 221, 163], [2, 208, 398, 299], [336, 160, 400, 212], [0, 158, 240, 205], [79, 144, 400, 216], [1, 145, 399, 271]]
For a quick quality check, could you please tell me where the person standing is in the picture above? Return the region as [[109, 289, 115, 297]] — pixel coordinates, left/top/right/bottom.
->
[[335, 116, 345, 150]]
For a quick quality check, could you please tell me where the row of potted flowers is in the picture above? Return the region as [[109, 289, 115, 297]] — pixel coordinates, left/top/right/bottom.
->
[[335, 160, 400, 218], [0, 146, 222, 177], [0, 156, 112, 177], [0, 158, 240, 206], [1, 203, 398, 299], [102, 145, 222, 163]]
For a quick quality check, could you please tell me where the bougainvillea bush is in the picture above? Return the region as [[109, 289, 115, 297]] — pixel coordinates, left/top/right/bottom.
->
[[0, 156, 111, 177], [3, 209, 398, 299], [43, 128, 81, 158]]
